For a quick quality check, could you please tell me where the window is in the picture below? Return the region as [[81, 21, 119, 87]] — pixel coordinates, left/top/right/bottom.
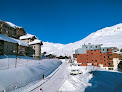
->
[[108, 56, 109, 58], [103, 49, 104, 51], [96, 46, 97, 48], [95, 60, 97, 62], [3, 29, 6, 33], [104, 56, 105, 58], [3, 24, 9, 29]]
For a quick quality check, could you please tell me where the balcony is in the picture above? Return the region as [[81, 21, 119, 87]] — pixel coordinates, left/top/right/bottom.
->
[[108, 65, 114, 67]]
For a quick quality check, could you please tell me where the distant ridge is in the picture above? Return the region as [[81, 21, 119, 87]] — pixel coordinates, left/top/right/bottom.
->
[[42, 23, 122, 56]]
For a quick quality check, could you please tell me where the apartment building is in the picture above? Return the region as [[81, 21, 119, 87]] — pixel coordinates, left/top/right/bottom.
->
[[19, 34, 43, 59], [75, 43, 121, 70], [0, 20, 43, 59], [0, 34, 29, 55], [0, 20, 26, 39]]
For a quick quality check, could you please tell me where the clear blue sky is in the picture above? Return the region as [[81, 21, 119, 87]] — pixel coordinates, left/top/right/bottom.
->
[[0, 0, 122, 44]]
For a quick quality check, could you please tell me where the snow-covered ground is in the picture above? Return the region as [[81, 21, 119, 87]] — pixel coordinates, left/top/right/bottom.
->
[[42, 23, 122, 56], [0, 57, 61, 92], [0, 58, 122, 92], [0, 55, 38, 70], [25, 60, 122, 92]]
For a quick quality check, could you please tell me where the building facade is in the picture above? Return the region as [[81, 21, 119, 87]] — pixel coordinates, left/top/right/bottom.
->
[[75, 43, 121, 70], [0, 20, 26, 39], [0, 20, 43, 59], [19, 34, 43, 59]]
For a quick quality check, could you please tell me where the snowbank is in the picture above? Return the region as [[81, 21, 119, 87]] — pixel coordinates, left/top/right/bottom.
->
[[0, 59, 62, 92]]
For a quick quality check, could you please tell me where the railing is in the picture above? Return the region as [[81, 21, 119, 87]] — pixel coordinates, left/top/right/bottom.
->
[[0, 55, 39, 71]]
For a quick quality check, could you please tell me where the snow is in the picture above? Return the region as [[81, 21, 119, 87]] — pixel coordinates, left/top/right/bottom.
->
[[0, 34, 18, 44], [29, 39, 42, 45], [42, 23, 122, 56], [27, 61, 122, 92], [41, 42, 65, 55], [13, 38, 29, 47], [0, 58, 61, 92], [5, 22, 22, 29], [0, 34, 29, 47], [0, 58, 122, 92], [19, 34, 36, 40]]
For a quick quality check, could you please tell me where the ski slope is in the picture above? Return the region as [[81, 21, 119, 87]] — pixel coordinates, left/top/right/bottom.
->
[[42, 23, 122, 56]]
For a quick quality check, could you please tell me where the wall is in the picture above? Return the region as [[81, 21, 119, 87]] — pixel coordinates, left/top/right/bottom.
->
[[77, 49, 114, 68], [113, 58, 120, 70], [30, 44, 41, 59]]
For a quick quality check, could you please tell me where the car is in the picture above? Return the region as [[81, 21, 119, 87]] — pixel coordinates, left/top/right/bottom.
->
[[70, 69, 81, 75]]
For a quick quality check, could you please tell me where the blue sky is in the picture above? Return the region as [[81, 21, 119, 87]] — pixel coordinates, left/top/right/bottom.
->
[[0, 0, 122, 44]]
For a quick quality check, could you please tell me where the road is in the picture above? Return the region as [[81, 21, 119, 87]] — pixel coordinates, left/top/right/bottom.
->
[[30, 62, 70, 92]]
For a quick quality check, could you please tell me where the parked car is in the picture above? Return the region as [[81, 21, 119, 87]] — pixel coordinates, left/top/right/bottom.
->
[[70, 69, 82, 75]]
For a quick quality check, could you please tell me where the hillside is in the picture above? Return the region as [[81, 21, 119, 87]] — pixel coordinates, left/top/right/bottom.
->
[[41, 23, 122, 56]]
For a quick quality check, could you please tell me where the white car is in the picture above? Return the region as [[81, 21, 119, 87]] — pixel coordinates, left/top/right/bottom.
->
[[70, 69, 82, 75]]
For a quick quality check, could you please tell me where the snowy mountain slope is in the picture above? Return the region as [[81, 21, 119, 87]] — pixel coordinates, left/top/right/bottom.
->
[[41, 23, 122, 56], [41, 42, 65, 55]]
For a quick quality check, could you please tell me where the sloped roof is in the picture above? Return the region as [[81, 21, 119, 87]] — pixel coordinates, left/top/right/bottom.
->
[[0, 34, 17, 44], [19, 34, 36, 40], [0, 34, 29, 47], [5, 22, 22, 29], [29, 39, 42, 45]]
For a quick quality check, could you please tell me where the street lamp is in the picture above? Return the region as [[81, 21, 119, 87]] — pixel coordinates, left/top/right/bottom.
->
[[13, 50, 18, 68], [4, 54, 9, 69]]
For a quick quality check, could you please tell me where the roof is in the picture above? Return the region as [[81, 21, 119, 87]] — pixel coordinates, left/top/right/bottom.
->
[[13, 39, 29, 47], [0, 34, 29, 47], [29, 39, 42, 45], [19, 34, 36, 40], [0, 34, 17, 44], [5, 22, 22, 29]]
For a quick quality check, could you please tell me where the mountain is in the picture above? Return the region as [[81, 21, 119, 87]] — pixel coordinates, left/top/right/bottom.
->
[[41, 23, 122, 57]]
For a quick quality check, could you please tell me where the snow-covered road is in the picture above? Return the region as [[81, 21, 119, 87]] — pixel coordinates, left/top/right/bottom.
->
[[30, 62, 69, 92], [29, 62, 93, 92]]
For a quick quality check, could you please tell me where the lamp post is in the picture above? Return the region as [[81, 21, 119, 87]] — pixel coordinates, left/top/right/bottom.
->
[[4, 54, 9, 69], [13, 50, 18, 68]]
